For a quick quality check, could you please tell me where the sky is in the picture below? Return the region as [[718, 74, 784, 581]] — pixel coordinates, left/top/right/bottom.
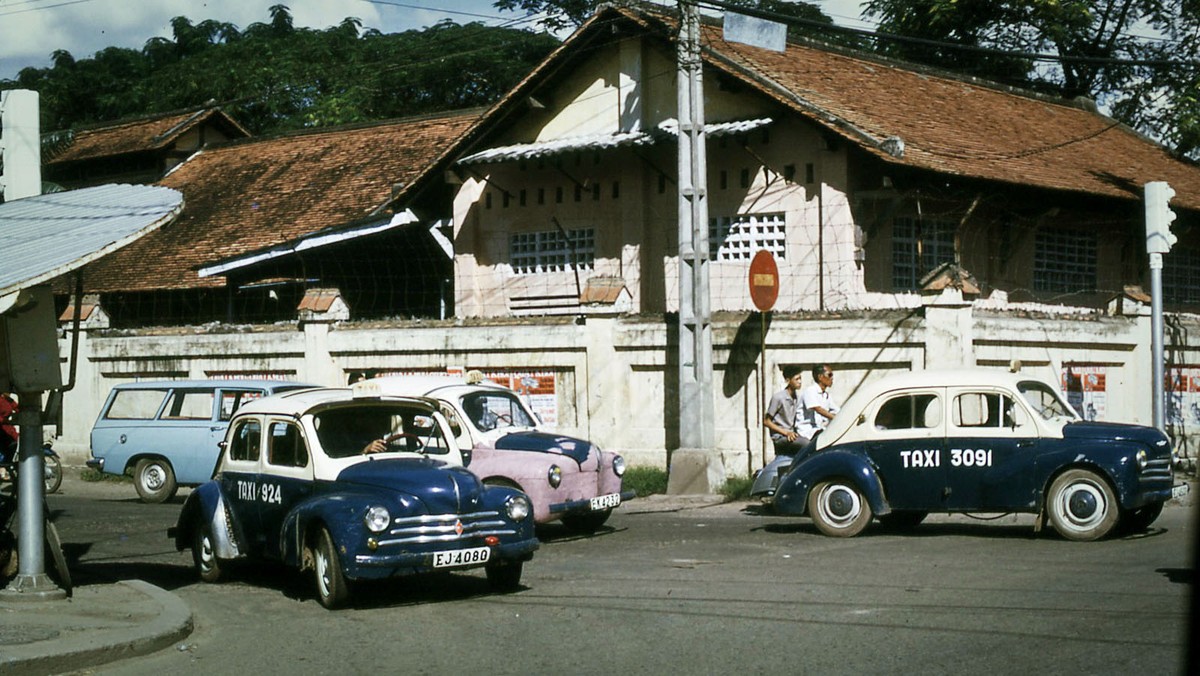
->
[[0, 0, 873, 81]]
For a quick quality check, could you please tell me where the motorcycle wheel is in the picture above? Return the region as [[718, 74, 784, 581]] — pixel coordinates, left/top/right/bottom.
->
[[43, 453, 63, 494]]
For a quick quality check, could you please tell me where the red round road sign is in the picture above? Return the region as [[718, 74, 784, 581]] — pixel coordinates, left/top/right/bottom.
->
[[748, 250, 779, 312]]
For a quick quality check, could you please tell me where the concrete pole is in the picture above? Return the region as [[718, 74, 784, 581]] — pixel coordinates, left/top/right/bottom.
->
[[668, 1, 722, 493], [0, 89, 42, 201], [4, 392, 64, 598], [1150, 253, 1165, 432]]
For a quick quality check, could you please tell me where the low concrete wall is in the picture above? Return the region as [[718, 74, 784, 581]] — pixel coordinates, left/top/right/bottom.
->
[[51, 301, 1200, 477]]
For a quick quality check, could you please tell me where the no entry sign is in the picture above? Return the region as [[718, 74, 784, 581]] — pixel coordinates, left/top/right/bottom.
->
[[749, 250, 779, 312]]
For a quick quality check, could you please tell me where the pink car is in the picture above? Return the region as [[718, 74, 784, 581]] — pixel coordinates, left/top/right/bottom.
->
[[363, 375, 633, 532]]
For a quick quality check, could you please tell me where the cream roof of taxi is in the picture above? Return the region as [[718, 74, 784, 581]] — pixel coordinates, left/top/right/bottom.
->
[[821, 368, 1065, 443], [365, 375, 510, 398], [233, 386, 435, 418]]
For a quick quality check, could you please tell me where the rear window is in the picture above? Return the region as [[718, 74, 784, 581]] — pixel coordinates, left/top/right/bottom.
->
[[874, 393, 941, 430], [162, 390, 216, 420], [229, 420, 262, 462], [220, 390, 264, 421], [104, 389, 168, 420]]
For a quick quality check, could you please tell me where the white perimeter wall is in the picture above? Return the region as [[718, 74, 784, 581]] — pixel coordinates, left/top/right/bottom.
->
[[52, 299, 1200, 475]]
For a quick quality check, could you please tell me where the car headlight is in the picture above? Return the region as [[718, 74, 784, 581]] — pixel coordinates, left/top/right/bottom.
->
[[547, 464, 562, 488], [1136, 449, 1148, 472], [505, 494, 532, 522], [364, 505, 391, 533], [612, 455, 626, 477]]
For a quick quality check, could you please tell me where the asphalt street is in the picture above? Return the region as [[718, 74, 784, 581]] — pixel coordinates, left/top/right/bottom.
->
[[35, 475, 1196, 676]]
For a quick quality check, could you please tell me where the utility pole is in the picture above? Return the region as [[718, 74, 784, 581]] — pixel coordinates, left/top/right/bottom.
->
[[0, 89, 63, 599], [668, 1, 721, 493], [1, 89, 41, 202], [1145, 181, 1177, 432]]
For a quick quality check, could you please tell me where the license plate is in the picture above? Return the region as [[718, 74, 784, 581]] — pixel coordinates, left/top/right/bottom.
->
[[589, 493, 622, 511], [433, 547, 490, 568], [1172, 483, 1190, 500]]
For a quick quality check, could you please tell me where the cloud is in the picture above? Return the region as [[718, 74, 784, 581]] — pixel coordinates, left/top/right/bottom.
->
[[0, 0, 389, 79]]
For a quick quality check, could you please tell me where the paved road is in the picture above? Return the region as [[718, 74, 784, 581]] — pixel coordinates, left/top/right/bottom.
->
[[46, 479, 1196, 675]]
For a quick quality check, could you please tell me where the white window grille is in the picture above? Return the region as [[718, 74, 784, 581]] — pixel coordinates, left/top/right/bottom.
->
[[1164, 249, 1200, 304], [510, 228, 595, 274], [708, 213, 786, 261], [1034, 228, 1096, 293], [892, 216, 955, 289]]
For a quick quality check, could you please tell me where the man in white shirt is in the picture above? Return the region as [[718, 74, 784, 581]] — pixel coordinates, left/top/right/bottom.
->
[[797, 364, 838, 441]]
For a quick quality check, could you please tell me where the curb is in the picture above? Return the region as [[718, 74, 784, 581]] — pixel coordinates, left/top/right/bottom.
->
[[0, 580, 193, 676]]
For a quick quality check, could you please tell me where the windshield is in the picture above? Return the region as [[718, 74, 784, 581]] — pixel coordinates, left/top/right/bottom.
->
[[460, 391, 536, 432], [1017, 381, 1079, 422], [312, 402, 451, 459]]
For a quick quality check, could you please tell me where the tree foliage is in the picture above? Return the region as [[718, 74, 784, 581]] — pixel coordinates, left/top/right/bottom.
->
[[860, 0, 1200, 158], [495, 0, 856, 45], [1, 5, 559, 136]]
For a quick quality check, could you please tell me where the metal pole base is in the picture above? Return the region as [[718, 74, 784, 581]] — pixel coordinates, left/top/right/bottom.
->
[[2, 573, 67, 601]]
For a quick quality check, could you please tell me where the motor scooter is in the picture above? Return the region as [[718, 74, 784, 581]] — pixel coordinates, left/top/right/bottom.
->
[[1, 443, 62, 494]]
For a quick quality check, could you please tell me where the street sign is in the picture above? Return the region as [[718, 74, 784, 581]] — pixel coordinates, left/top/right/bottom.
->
[[749, 250, 779, 312]]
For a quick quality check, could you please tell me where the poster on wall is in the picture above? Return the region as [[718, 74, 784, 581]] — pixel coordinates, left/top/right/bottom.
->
[[373, 368, 560, 428], [482, 371, 558, 427], [1165, 367, 1200, 427], [1061, 365, 1106, 421]]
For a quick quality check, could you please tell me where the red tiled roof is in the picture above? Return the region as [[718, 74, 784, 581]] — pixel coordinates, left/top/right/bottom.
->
[[477, 6, 1200, 211], [694, 19, 1200, 210], [78, 110, 480, 292], [297, 288, 343, 313], [46, 108, 249, 164]]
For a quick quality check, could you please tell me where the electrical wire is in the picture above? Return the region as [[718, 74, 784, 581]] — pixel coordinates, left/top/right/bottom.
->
[[694, 0, 1194, 68]]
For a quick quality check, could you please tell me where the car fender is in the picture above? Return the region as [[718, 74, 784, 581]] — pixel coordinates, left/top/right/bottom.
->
[[279, 490, 380, 568], [1035, 442, 1145, 509], [772, 449, 889, 517], [172, 481, 241, 560]]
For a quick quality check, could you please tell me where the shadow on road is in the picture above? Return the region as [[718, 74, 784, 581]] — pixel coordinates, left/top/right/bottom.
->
[[535, 523, 626, 543]]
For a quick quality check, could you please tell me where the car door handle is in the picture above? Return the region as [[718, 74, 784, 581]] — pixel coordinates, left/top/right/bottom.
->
[[1017, 440, 1035, 448]]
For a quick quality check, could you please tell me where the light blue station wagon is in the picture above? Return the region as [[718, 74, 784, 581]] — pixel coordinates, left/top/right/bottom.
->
[[88, 379, 313, 502]]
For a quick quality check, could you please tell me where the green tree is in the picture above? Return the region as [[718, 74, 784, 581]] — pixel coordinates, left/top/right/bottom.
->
[[1, 7, 558, 136], [860, 0, 1200, 158], [495, 0, 850, 44]]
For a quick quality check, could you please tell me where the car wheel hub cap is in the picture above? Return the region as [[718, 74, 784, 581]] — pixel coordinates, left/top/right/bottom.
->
[[200, 536, 214, 571], [1060, 482, 1106, 529], [145, 467, 164, 490], [1068, 491, 1097, 519], [316, 550, 330, 595], [822, 486, 861, 525]]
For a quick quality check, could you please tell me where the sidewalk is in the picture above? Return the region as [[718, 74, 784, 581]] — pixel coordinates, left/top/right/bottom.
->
[[0, 579, 192, 675], [0, 471, 193, 676]]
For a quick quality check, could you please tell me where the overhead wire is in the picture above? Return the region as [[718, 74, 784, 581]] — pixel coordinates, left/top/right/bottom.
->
[[693, 0, 1194, 68]]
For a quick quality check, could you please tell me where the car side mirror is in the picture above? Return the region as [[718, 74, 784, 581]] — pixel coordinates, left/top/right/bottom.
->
[[856, 413, 866, 426]]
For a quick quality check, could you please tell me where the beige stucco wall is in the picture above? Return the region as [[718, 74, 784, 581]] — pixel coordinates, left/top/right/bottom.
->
[[52, 304, 1200, 479]]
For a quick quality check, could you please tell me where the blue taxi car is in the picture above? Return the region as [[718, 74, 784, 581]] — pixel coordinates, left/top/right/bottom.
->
[[169, 386, 538, 608], [770, 369, 1186, 541]]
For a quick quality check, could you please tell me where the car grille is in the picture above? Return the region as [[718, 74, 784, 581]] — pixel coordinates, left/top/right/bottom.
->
[[1142, 457, 1173, 481], [374, 510, 514, 546]]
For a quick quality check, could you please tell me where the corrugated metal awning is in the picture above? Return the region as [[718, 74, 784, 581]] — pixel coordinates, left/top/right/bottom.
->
[[457, 117, 772, 165], [0, 184, 183, 304]]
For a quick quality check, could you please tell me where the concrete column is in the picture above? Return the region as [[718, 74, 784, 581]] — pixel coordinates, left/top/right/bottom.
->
[[922, 287, 975, 369], [297, 288, 350, 386]]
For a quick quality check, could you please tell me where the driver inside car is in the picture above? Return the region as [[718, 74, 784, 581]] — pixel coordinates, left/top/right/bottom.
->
[[360, 412, 425, 455]]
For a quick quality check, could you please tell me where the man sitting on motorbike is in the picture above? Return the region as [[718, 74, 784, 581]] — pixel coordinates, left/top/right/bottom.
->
[[0, 392, 17, 480]]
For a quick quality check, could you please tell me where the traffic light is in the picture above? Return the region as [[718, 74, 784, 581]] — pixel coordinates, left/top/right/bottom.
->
[[1145, 181, 1177, 254]]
